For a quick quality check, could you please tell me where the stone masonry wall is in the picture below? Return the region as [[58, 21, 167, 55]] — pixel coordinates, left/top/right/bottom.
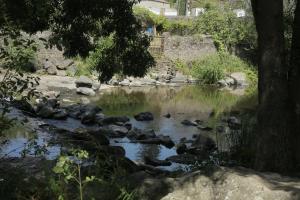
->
[[163, 34, 217, 62]]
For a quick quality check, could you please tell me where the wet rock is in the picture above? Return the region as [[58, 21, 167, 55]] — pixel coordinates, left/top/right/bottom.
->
[[194, 120, 204, 125], [99, 145, 126, 157], [181, 120, 197, 126], [100, 116, 130, 125], [176, 143, 187, 155], [227, 116, 241, 130], [144, 156, 172, 167], [164, 113, 171, 118], [107, 125, 128, 137], [137, 135, 176, 149], [81, 111, 97, 124], [192, 135, 216, 152], [52, 109, 68, 120], [80, 105, 103, 124], [95, 113, 105, 121], [134, 112, 154, 121], [36, 105, 54, 118], [166, 154, 205, 165], [197, 125, 213, 131], [127, 128, 156, 140], [216, 125, 226, 133], [124, 122, 132, 130], [74, 128, 109, 145], [75, 76, 94, 88], [76, 87, 96, 96]]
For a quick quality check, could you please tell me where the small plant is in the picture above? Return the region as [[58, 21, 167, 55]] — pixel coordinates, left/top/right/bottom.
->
[[52, 150, 97, 200]]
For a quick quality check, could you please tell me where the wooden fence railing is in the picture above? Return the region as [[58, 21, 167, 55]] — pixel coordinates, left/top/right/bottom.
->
[[149, 36, 164, 56]]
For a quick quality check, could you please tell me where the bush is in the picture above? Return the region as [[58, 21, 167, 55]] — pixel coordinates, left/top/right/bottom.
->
[[192, 8, 256, 51], [0, 35, 37, 72], [191, 53, 254, 84], [86, 34, 154, 82], [164, 19, 194, 35], [191, 60, 224, 84]]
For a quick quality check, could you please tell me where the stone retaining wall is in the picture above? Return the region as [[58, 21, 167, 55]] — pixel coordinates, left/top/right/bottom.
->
[[163, 33, 217, 62]]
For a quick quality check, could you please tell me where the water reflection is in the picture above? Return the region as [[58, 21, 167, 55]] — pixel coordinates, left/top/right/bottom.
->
[[94, 85, 257, 164]]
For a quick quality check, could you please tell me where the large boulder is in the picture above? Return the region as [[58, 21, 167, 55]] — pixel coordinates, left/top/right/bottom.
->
[[55, 59, 74, 70], [230, 72, 248, 88], [119, 79, 130, 86], [134, 112, 154, 121], [75, 76, 94, 88], [76, 87, 96, 96], [100, 116, 130, 125]]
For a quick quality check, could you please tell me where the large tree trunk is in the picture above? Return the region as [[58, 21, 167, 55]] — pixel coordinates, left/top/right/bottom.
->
[[290, 0, 300, 170], [252, 0, 294, 172]]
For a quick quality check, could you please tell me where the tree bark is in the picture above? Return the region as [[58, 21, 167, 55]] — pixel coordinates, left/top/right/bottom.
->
[[253, 0, 294, 172], [290, 0, 300, 170]]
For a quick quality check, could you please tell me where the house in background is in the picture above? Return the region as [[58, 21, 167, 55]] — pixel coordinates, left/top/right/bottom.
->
[[138, 0, 178, 17]]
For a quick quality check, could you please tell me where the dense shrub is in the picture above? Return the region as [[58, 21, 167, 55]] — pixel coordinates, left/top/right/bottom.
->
[[86, 34, 154, 82], [164, 19, 194, 35], [191, 59, 225, 84], [191, 53, 254, 84], [193, 8, 256, 51], [0, 35, 37, 72]]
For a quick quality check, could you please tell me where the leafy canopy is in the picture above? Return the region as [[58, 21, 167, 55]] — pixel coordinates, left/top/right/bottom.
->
[[0, 0, 154, 81]]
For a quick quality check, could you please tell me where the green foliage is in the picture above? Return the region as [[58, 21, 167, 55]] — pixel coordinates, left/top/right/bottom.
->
[[192, 61, 224, 84], [87, 34, 154, 82], [1, 0, 155, 81], [52, 150, 97, 200], [0, 31, 37, 72], [190, 53, 256, 84], [178, 0, 187, 16], [174, 58, 190, 75], [0, 70, 39, 136], [193, 7, 256, 51], [164, 19, 194, 35], [133, 6, 168, 29]]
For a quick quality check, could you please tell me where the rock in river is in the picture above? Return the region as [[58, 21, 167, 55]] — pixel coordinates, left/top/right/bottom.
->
[[181, 120, 198, 126], [134, 112, 154, 121], [76, 87, 96, 96], [100, 116, 130, 125], [144, 156, 172, 167], [75, 76, 94, 88]]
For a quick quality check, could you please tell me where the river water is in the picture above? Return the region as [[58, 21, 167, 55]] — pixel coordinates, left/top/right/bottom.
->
[[0, 85, 256, 170]]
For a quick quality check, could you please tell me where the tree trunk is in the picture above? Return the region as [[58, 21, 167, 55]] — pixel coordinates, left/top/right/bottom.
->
[[252, 0, 294, 172], [290, 0, 300, 170]]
